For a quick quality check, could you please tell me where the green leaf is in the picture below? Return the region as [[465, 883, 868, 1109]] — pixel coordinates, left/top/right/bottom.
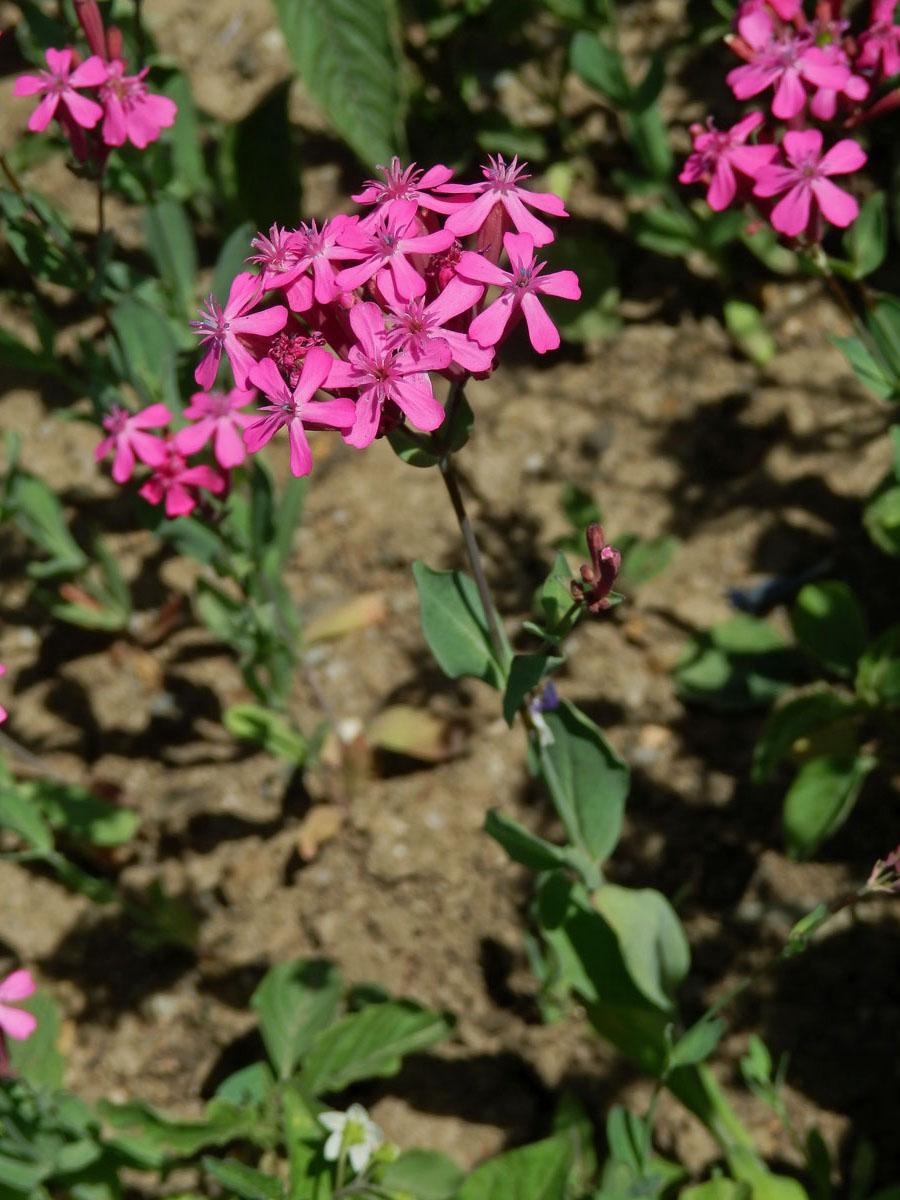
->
[[282, 1085, 321, 1200], [627, 105, 674, 180], [98, 1098, 254, 1157], [790, 581, 866, 677], [203, 1158, 284, 1200], [36, 782, 139, 846], [0, 787, 54, 853], [784, 902, 829, 956], [865, 477, 900, 555], [0, 190, 88, 290], [484, 809, 569, 872], [570, 31, 631, 106], [539, 699, 629, 863], [783, 753, 876, 858], [144, 196, 198, 317], [0, 325, 60, 376], [727, 1147, 811, 1200], [857, 624, 900, 707], [162, 72, 210, 201], [681, 1181, 752, 1200], [456, 1133, 574, 1200], [413, 562, 508, 688], [674, 615, 797, 711], [224, 705, 307, 765], [381, 1150, 466, 1200], [618, 533, 679, 587], [631, 205, 700, 258], [843, 192, 887, 279], [832, 334, 896, 401], [561, 484, 603, 531], [9, 473, 88, 578], [272, 0, 406, 166], [219, 84, 301, 228], [503, 654, 564, 725], [212, 221, 257, 302], [668, 1016, 726, 1069], [867, 296, 900, 384], [8, 988, 65, 1089], [0, 1154, 49, 1194], [251, 959, 343, 1080], [388, 393, 473, 466], [592, 883, 690, 1011], [108, 297, 180, 410], [215, 1061, 275, 1106], [752, 689, 860, 783], [724, 300, 777, 368], [299, 1000, 453, 1094], [531, 550, 577, 639]]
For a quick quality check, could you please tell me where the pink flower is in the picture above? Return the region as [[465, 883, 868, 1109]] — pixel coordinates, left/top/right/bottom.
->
[[379, 274, 493, 374], [457, 232, 581, 355], [726, 10, 851, 118], [858, 0, 900, 79], [285, 215, 360, 306], [437, 155, 569, 247], [753, 129, 867, 236], [247, 224, 306, 294], [138, 443, 224, 516], [99, 59, 177, 149], [335, 200, 454, 300], [191, 272, 288, 390], [0, 970, 37, 1042], [13, 47, 107, 133], [245, 349, 356, 477], [679, 112, 777, 210], [174, 387, 257, 469], [0, 664, 7, 725], [95, 403, 172, 483], [326, 302, 450, 448], [353, 157, 456, 217]]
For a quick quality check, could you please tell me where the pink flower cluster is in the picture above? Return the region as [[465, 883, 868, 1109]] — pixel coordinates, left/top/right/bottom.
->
[[679, 0, 893, 240], [97, 155, 580, 502], [12, 0, 176, 159]]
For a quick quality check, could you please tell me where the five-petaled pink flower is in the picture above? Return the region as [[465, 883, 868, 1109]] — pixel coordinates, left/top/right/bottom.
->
[[438, 155, 569, 247], [138, 443, 224, 516], [753, 129, 866, 236], [99, 59, 177, 149], [858, 0, 900, 79], [353, 158, 456, 218], [335, 200, 455, 300], [379, 274, 493, 374], [726, 10, 851, 119], [191, 272, 288, 391], [326, 302, 451, 448], [457, 232, 581, 354], [175, 387, 257, 469], [0, 970, 37, 1043], [679, 113, 778, 210], [13, 47, 107, 133], [246, 349, 357, 477], [95, 403, 172, 483]]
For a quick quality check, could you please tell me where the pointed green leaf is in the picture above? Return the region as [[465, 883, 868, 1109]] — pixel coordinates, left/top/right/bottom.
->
[[592, 883, 690, 1011], [790, 581, 866, 677], [299, 1001, 452, 1094], [251, 959, 343, 1079], [272, 0, 405, 166], [456, 1133, 574, 1200], [203, 1158, 284, 1200], [539, 699, 628, 862], [413, 562, 508, 688], [381, 1150, 465, 1200], [783, 753, 876, 858]]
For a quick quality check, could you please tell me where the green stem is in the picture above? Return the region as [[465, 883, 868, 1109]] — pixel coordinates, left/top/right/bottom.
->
[[437, 452, 507, 665]]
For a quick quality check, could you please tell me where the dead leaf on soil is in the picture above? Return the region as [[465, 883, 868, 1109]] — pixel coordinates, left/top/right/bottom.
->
[[366, 704, 458, 763], [297, 803, 346, 861], [304, 592, 388, 645]]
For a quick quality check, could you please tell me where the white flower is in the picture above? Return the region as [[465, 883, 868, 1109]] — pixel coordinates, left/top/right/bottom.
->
[[319, 1103, 384, 1175]]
